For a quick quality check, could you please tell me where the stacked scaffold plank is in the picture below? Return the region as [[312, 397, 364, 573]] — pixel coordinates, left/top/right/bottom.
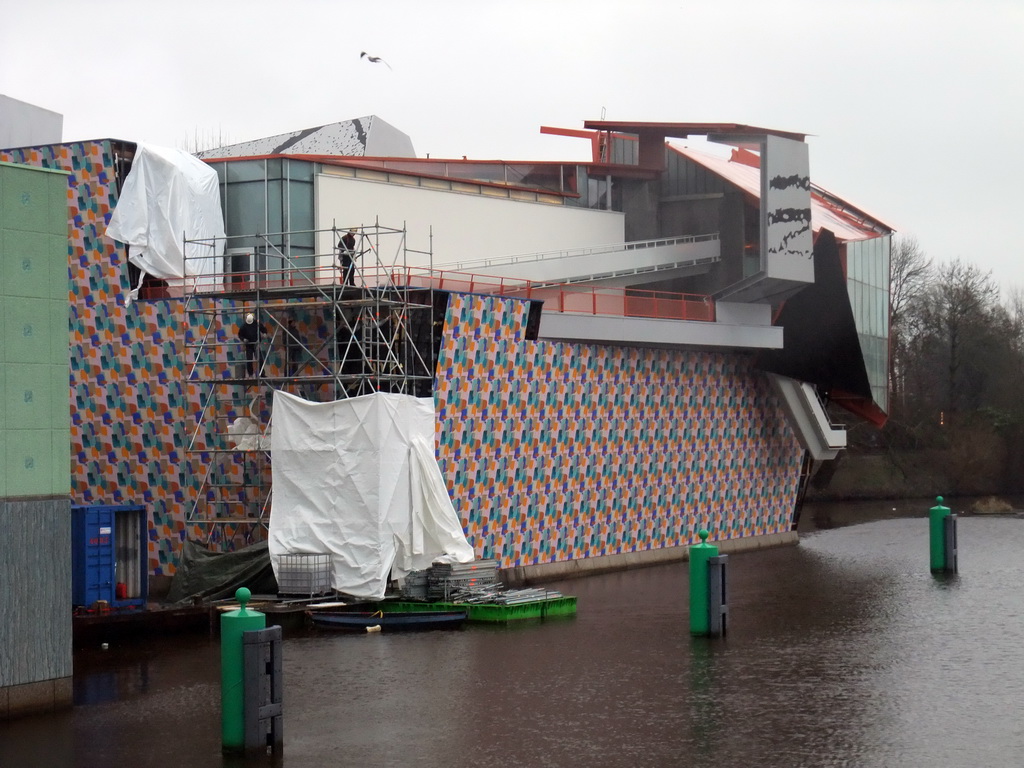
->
[[394, 560, 577, 620], [427, 560, 499, 601]]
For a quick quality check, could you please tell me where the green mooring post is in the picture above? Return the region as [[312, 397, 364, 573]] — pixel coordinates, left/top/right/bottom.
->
[[689, 530, 718, 636], [221, 587, 266, 754], [929, 496, 952, 572]]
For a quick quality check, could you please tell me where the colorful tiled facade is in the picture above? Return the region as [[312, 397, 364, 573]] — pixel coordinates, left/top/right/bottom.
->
[[435, 294, 802, 567], [2, 141, 803, 579], [0, 142, 200, 574]]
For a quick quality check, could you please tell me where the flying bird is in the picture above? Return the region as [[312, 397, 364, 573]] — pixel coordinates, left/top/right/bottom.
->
[[360, 51, 392, 70]]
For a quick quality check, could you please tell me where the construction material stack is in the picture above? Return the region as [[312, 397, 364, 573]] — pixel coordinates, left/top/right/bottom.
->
[[427, 560, 500, 601]]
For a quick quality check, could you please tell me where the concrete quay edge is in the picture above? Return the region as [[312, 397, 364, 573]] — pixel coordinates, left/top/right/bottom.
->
[[500, 530, 799, 586]]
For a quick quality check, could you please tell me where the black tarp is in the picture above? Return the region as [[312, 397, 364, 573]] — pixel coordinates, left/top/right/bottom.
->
[[166, 539, 278, 604]]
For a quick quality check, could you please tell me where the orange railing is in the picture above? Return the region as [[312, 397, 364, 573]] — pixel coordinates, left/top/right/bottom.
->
[[379, 266, 716, 323], [192, 263, 715, 323]]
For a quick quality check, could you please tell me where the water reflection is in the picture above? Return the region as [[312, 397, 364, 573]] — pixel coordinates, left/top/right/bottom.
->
[[3, 501, 1023, 767]]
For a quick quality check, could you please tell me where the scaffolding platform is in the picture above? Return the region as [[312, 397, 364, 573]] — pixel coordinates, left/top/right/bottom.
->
[[181, 223, 443, 546]]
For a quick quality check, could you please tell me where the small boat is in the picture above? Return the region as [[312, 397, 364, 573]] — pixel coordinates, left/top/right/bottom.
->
[[308, 609, 468, 632]]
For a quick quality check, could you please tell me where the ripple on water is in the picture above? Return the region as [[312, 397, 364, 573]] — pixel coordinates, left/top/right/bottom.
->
[[7, 509, 1024, 767]]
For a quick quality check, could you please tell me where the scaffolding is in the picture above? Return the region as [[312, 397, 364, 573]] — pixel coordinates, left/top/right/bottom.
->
[[180, 222, 442, 546]]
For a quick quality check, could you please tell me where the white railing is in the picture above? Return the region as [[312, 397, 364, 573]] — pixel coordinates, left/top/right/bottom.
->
[[442, 233, 720, 272], [801, 381, 847, 446]]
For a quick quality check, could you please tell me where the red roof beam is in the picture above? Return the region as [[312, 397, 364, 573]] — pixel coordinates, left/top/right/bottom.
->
[[540, 126, 605, 163]]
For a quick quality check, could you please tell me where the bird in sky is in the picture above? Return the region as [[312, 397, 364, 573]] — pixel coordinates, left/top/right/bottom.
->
[[360, 51, 392, 70]]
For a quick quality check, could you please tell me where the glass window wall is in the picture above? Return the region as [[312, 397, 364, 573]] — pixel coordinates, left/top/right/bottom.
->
[[846, 235, 891, 413], [219, 159, 316, 280]]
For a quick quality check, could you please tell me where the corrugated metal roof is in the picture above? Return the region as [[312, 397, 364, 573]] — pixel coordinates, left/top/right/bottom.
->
[[671, 145, 887, 241]]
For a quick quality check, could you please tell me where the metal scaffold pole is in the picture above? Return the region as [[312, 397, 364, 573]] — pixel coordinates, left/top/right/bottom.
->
[[180, 223, 436, 547]]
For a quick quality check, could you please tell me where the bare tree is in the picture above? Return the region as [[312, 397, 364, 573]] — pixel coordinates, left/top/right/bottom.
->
[[888, 236, 931, 410], [1003, 287, 1024, 357], [934, 260, 998, 413], [889, 236, 931, 321], [178, 127, 232, 155], [879, 243, 1024, 492]]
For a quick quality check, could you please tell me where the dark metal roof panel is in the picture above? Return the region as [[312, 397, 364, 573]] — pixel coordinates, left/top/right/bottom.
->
[[582, 121, 808, 143]]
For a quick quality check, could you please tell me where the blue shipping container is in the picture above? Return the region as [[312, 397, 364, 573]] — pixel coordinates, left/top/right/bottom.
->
[[71, 505, 147, 609]]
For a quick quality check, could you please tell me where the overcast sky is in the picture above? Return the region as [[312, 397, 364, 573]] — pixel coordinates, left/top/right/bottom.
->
[[3, 0, 1021, 290]]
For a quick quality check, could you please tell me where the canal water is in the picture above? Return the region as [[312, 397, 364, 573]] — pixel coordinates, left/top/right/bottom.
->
[[4, 499, 1024, 767]]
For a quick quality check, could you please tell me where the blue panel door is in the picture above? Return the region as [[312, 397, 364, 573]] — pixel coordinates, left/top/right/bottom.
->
[[80, 508, 115, 605]]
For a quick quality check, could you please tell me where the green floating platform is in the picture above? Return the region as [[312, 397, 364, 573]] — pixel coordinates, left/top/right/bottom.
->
[[382, 597, 577, 622]]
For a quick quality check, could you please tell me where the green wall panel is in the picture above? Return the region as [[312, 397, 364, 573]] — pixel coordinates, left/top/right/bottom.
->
[[0, 161, 71, 500], [2, 229, 52, 298], [49, 299, 69, 366], [0, 164, 47, 233], [5, 363, 52, 430], [5, 428, 52, 497], [0, 162, 66, 236], [51, 429, 70, 495], [50, 233, 70, 301], [50, 363, 70, 430], [3, 295, 51, 365]]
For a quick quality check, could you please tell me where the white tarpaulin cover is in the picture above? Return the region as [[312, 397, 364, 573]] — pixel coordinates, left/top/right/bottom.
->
[[105, 143, 225, 299], [269, 390, 475, 600]]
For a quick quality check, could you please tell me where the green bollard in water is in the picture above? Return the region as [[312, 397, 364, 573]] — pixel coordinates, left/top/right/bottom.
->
[[689, 530, 718, 636], [221, 587, 266, 754], [929, 496, 951, 572]]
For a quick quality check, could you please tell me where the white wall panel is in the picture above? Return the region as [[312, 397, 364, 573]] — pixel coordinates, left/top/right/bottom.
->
[[315, 174, 623, 273], [761, 135, 813, 283]]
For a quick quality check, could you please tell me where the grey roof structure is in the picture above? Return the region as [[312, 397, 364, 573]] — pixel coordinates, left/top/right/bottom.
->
[[0, 94, 63, 149], [196, 115, 415, 159]]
